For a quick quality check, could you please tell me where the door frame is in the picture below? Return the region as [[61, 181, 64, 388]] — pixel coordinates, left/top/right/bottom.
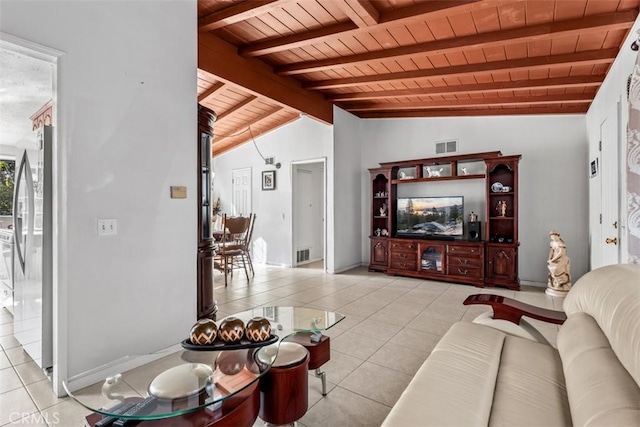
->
[[291, 158, 327, 270], [0, 33, 63, 394]]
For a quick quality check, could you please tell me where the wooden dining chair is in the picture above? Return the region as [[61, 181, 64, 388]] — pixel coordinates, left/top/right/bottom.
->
[[215, 214, 251, 286], [242, 214, 256, 276]]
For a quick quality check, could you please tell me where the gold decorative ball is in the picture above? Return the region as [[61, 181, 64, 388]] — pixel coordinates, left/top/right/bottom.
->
[[218, 317, 245, 343], [245, 317, 271, 342], [190, 319, 218, 345]]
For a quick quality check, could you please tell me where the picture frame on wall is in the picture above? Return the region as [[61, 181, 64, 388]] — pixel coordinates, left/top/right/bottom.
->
[[262, 170, 276, 190]]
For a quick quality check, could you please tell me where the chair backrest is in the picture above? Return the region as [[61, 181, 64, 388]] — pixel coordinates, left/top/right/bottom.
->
[[222, 214, 250, 247], [244, 213, 256, 252]]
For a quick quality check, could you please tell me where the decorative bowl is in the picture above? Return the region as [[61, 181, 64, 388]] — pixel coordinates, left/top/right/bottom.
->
[[245, 317, 272, 342], [491, 182, 503, 192], [218, 317, 245, 343], [189, 319, 218, 345]]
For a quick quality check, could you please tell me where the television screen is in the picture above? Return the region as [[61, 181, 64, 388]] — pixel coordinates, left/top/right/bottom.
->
[[396, 196, 463, 237]]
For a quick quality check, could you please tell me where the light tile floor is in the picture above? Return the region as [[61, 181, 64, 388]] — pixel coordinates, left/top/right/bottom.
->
[[0, 264, 561, 426]]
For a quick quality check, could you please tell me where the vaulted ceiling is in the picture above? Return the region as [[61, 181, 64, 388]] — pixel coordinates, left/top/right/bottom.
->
[[197, 0, 640, 155]]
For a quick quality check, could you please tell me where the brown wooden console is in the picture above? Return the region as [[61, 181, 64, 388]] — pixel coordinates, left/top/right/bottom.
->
[[387, 239, 485, 287]]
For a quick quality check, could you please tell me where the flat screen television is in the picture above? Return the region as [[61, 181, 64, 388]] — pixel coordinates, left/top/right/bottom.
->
[[396, 196, 463, 238]]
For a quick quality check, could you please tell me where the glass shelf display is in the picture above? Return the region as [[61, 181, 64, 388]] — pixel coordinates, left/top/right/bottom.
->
[[423, 163, 452, 178], [457, 160, 486, 176]]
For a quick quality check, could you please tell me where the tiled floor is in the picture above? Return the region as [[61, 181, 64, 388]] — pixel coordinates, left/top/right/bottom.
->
[[0, 264, 561, 426]]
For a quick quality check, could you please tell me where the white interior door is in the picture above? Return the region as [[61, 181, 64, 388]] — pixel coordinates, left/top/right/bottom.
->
[[292, 160, 325, 267], [231, 168, 251, 216], [600, 113, 620, 266]]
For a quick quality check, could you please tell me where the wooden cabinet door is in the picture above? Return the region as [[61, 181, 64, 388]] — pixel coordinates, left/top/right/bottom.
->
[[372, 239, 388, 265], [369, 237, 389, 271], [486, 246, 516, 281]]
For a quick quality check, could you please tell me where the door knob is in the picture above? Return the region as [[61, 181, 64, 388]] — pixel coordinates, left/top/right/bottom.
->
[[606, 237, 618, 245]]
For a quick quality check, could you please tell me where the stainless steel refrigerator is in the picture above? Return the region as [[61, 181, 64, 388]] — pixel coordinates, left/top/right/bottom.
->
[[12, 125, 52, 370]]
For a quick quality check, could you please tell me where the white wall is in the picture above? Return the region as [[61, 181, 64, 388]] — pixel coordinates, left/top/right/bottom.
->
[[586, 17, 640, 265], [332, 107, 365, 272], [212, 116, 332, 268], [359, 115, 589, 284], [1, 0, 197, 390]]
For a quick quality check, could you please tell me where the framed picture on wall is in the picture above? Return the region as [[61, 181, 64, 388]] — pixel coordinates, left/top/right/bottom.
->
[[262, 170, 276, 190]]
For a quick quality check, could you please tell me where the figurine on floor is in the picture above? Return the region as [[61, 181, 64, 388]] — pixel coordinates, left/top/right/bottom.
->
[[546, 231, 572, 297]]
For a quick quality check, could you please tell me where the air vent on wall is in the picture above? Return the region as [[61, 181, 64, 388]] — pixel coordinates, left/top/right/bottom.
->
[[435, 140, 458, 154], [296, 248, 310, 263]]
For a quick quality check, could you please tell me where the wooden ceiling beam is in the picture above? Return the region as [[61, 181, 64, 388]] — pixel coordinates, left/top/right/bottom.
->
[[239, 0, 506, 57], [355, 105, 589, 119], [329, 75, 604, 101], [214, 114, 299, 155], [216, 96, 260, 123], [345, 93, 593, 111], [214, 106, 284, 145], [339, 0, 380, 28], [239, 22, 358, 57], [199, 0, 291, 32], [278, 10, 637, 76], [304, 49, 618, 90], [197, 82, 225, 103], [199, 33, 333, 124]]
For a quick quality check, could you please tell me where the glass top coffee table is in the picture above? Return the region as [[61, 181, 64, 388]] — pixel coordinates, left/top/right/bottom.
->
[[64, 306, 344, 425]]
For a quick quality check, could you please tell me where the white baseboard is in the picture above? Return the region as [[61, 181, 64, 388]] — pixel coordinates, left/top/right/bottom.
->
[[331, 262, 363, 274], [63, 343, 182, 394], [519, 280, 547, 288]]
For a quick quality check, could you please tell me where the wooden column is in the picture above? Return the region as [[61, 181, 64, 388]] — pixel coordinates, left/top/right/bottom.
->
[[198, 105, 217, 319]]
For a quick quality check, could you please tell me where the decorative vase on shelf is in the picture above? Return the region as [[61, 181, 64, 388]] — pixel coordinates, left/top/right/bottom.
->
[[245, 317, 271, 342], [218, 317, 245, 343], [189, 319, 218, 345]]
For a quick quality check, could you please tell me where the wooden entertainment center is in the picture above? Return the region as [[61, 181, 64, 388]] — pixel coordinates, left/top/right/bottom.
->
[[369, 151, 521, 290]]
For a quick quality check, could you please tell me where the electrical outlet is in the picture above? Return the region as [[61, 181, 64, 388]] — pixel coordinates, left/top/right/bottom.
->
[[97, 218, 118, 236]]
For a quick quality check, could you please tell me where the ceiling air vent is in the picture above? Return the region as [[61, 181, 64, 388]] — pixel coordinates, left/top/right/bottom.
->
[[435, 140, 458, 154]]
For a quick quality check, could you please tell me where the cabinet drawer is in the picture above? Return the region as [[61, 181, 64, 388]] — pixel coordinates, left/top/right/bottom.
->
[[448, 266, 482, 279], [390, 260, 417, 271], [390, 241, 418, 252], [448, 256, 482, 268], [391, 251, 416, 262], [448, 245, 482, 257]]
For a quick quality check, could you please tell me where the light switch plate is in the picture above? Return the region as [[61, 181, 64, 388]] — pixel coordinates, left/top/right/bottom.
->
[[171, 186, 187, 199], [97, 219, 118, 236]]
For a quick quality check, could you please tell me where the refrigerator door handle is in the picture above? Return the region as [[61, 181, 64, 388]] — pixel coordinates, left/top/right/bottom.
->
[[13, 150, 34, 275]]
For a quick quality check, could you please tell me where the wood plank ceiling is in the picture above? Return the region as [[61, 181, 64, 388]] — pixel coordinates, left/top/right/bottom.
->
[[198, 0, 640, 155]]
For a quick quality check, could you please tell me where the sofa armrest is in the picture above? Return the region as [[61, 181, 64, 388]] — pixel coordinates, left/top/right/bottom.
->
[[463, 294, 567, 325]]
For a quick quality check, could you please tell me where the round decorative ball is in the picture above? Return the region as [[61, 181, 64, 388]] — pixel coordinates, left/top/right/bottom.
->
[[190, 319, 218, 345], [245, 317, 271, 342], [218, 317, 245, 343]]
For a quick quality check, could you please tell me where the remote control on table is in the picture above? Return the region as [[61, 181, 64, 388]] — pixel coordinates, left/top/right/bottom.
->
[[94, 402, 138, 427], [112, 397, 158, 427]]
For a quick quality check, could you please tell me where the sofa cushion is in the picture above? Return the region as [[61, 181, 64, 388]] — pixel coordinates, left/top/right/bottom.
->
[[563, 264, 640, 386], [490, 335, 571, 426], [558, 312, 640, 426], [382, 321, 570, 426]]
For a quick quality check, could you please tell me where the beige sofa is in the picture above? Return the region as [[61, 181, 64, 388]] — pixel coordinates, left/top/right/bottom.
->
[[382, 264, 640, 426]]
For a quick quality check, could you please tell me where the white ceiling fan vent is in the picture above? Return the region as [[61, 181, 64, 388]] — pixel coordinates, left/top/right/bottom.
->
[[435, 140, 458, 154]]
